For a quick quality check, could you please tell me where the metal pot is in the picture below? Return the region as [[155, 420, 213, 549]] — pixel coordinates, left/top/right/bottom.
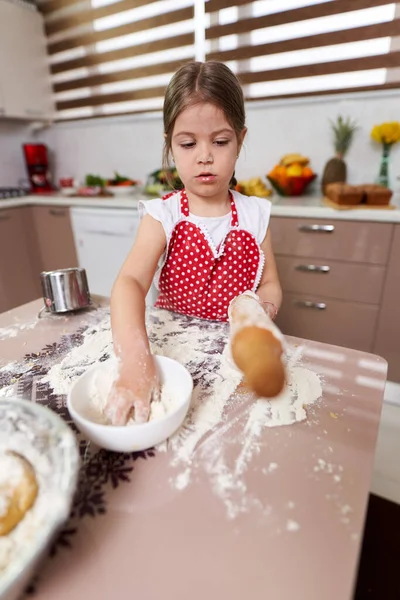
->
[[40, 268, 91, 314]]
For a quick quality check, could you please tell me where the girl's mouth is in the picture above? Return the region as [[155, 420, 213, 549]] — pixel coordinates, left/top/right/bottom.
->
[[196, 173, 216, 182]]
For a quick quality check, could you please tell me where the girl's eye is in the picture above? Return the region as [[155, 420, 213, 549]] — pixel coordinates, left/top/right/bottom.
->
[[180, 142, 195, 149], [215, 139, 229, 146]]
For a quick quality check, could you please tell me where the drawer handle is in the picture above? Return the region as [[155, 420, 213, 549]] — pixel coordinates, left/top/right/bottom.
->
[[293, 300, 327, 310], [299, 224, 335, 233], [295, 264, 330, 273], [49, 209, 67, 217], [0, 213, 11, 221]]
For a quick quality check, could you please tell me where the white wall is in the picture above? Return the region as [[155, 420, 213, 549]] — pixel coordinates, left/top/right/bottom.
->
[[43, 90, 400, 196], [242, 92, 400, 191], [1, 90, 400, 195]]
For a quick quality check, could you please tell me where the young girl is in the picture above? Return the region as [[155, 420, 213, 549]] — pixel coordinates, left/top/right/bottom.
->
[[105, 61, 282, 426]]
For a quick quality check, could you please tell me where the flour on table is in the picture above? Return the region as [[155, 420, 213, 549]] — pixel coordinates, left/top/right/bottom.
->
[[286, 519, 300, 532], [41, 307, 322, 520], [0, 317, 38, 340]]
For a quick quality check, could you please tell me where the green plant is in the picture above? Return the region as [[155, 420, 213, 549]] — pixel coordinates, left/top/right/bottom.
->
[[330, 115, 358, 158], [85, 174, 105, 187]]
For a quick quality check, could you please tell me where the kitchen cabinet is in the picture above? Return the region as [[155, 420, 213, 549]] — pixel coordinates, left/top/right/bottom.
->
[[0, 0, 54, 121], [0, 207, 41, 312], [271, 217, 392, 264], [373, 224, 400, 383], [30, 206, 79, 272], [271, 217, 394, 353], [276, 291, 379, 352]]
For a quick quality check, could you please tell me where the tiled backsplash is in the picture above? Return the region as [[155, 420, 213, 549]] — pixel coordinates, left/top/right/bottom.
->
[[2, 91, 400, 196]]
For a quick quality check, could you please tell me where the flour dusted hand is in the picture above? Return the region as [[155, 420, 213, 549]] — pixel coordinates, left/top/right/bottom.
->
[[104, 354, 159, 425]]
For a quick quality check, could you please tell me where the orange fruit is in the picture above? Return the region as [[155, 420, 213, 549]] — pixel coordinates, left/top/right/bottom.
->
[[302, 166, 314, 177]]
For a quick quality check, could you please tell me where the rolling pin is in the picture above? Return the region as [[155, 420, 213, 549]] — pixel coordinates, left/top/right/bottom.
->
[[228, 291, 286, 398]]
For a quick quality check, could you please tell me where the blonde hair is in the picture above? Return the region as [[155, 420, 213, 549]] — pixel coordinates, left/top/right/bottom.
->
[[162, 61, 245, 188]]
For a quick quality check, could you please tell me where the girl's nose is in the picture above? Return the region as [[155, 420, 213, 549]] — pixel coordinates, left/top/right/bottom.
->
[[197, 153, 213, 164]]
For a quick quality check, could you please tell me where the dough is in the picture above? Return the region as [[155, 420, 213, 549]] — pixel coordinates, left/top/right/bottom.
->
[[0, 452, 38, 536]]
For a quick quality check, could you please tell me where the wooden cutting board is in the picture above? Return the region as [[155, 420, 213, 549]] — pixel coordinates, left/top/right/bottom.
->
[[323, 197, 397, 210]]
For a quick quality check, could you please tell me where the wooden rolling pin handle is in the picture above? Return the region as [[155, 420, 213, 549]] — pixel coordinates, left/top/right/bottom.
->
[[229, 293, 286, 398]]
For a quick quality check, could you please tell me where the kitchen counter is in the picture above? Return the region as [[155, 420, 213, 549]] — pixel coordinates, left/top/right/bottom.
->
[[1, 192, 400, 222], [0, 298, 387, 600]]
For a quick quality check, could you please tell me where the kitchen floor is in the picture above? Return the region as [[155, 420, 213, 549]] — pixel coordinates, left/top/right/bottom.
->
[[354, 494, 400, 599], [371, 381, 400, 505], [353, 380, 400, 599]]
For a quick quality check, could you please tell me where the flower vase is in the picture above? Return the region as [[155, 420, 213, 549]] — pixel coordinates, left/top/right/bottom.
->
[[377, 143, 391, 188]]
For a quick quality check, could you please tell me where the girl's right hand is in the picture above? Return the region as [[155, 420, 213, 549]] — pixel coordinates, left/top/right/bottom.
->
[[104, 354, 159, 426]]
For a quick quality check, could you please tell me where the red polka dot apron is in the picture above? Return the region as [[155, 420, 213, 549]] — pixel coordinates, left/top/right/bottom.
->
[[155, 189, 264, 322]]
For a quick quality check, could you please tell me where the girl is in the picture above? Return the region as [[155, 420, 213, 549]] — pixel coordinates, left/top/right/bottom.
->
[[105, 61, 282, 426]]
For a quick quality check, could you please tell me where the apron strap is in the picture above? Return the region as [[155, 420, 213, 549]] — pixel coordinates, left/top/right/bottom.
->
[[180, 189, 239, 226]]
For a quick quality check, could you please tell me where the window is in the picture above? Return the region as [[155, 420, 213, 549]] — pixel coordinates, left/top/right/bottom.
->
[[38, 0, 400, 120]]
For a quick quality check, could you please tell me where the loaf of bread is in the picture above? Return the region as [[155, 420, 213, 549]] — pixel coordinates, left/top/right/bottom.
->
[[325, 182, 393, 206], [325, 183, 363, 205], [229, 292, 286, 398], [361, 184, 393, 205]]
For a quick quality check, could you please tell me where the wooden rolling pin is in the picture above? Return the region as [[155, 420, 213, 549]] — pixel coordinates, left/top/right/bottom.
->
[[228, 292, 286, 398]]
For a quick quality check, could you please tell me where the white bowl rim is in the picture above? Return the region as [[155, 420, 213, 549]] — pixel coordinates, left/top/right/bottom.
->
[[0, 398, 80, 597], [105, 185, 138, 191], [67, 355, 193, 431]]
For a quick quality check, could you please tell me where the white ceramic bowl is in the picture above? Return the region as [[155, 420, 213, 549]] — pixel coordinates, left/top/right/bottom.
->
[[59, 186, 76, 196], [0, 398, 80, 600], [105, 185, 137, 197], [67, 355, 193, 453]]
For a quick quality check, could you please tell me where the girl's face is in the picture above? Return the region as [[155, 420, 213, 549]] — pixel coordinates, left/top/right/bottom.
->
[[171, 102, 246, 200]]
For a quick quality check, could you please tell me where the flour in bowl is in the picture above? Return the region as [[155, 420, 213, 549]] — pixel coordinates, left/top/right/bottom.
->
[[84, 361, 183, 426]]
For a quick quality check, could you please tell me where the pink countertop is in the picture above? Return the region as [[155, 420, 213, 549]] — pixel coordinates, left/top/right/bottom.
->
[[0, 298, 387, 600]]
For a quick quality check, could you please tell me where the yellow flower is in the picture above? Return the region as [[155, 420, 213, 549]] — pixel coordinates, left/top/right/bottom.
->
[[371, 121, 400, 145], [371, 125, 382, 143]]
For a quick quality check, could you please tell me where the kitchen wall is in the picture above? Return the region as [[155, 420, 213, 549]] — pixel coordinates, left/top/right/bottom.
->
[[2, 90, 400, 196], [42, 90, 400, 196]]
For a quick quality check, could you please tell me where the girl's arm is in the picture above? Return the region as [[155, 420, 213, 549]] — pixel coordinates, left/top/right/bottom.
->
[[256, 229, 283, 319], [105, 214, 166, 425]]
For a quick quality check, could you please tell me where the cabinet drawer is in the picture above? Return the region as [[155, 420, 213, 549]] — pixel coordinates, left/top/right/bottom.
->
[[275, 292, 379, 352], [31, 206, 78, 272], [275, 256, 385, 304], [271, 217, 392, 265]]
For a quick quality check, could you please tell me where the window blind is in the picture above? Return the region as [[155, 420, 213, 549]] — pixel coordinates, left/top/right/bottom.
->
[[37, 0, 400, 120], [205, 0, 400, 101], [40, 0, 196, 120]]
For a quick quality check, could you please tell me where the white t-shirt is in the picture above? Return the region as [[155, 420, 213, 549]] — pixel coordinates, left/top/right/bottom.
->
[[138, 190, 271, 248]]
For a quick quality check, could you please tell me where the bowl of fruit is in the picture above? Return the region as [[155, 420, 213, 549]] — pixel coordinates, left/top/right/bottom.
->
[[267, 154, 316, 196], [105, 172, 141, 196]]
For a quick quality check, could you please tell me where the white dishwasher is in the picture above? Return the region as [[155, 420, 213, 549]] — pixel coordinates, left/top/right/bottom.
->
[[70, 206, 158, 305]]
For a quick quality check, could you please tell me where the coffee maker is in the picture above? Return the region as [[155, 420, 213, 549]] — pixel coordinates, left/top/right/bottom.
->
[[23, 143, 54, 193]]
